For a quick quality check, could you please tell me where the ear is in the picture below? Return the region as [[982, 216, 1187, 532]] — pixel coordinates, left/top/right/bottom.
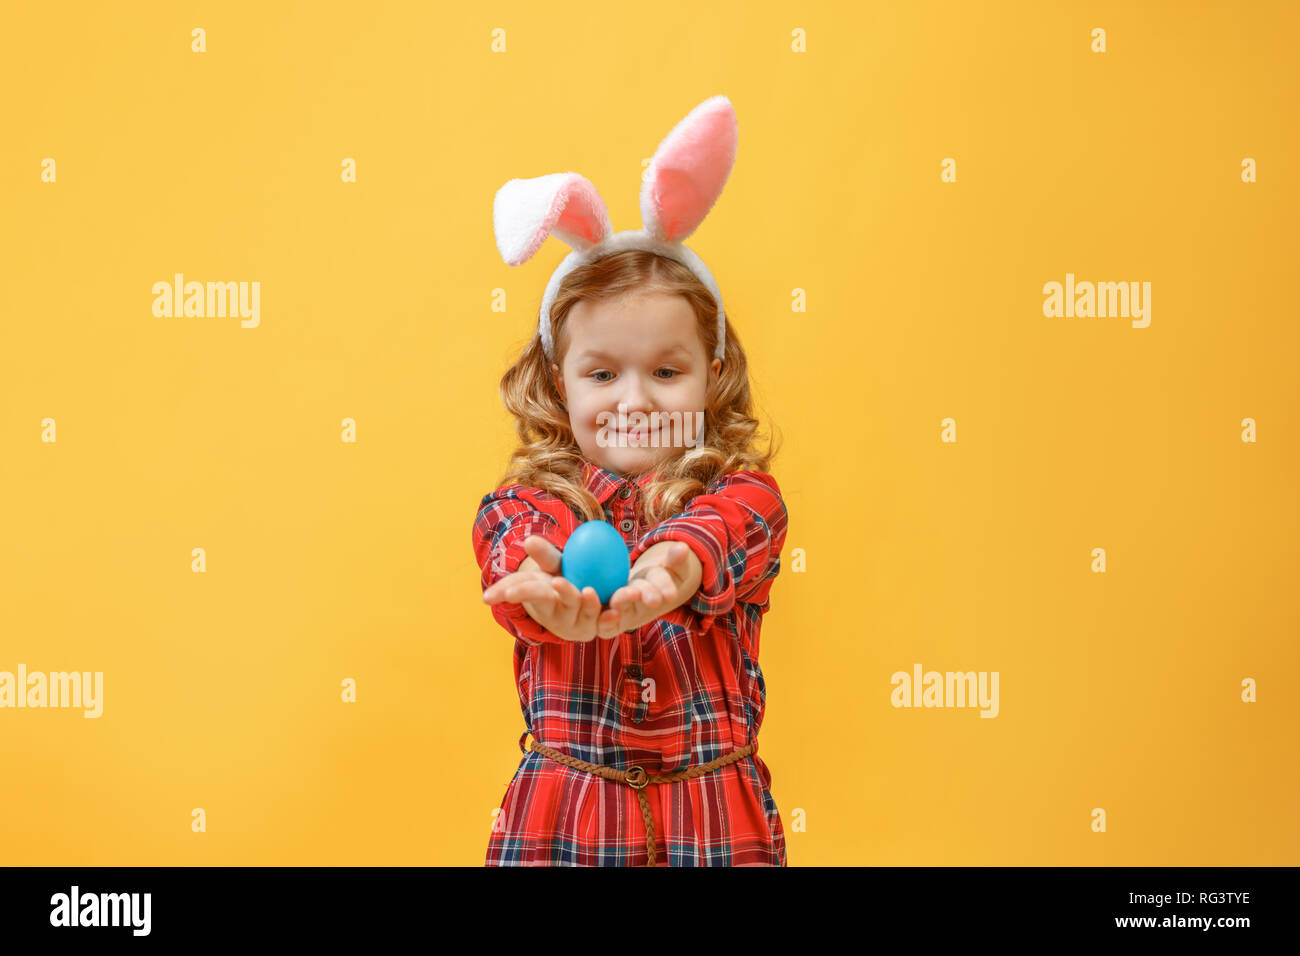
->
[[640, 96, 738, 243], [494, 172, 613, 266], [551, 362, 566, 400]]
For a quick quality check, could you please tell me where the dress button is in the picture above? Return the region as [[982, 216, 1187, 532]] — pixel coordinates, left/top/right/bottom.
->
[[619, 486, 632, 499], [619, 518, 634, 533], [627, 665, 643, 679]]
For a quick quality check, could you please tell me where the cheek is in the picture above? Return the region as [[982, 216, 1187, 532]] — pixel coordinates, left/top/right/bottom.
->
[[565, 394, 600, 429]]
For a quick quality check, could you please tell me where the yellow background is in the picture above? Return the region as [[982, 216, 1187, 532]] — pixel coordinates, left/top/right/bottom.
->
[[1, 0, 1296, 865]]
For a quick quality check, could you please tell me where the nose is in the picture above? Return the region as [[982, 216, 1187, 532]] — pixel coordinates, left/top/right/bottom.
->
[[618, 371, 656, 414]]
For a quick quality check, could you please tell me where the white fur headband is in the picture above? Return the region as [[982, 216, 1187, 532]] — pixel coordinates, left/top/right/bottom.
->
[[492, 94, 738, 362]]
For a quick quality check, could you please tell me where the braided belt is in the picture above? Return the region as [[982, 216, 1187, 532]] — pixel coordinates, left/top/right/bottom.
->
[[528, 738, 758, 867]]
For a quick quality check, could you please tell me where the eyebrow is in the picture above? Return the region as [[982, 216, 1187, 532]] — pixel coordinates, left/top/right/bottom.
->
[[575, 345, 692, 363]]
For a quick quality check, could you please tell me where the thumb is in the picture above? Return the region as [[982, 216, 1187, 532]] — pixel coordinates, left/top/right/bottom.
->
[[523, 535, 563, 574], [664, 541, 690, 567]]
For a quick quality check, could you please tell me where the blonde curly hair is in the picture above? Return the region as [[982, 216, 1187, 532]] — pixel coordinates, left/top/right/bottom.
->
[[495, 249, 781, 526]]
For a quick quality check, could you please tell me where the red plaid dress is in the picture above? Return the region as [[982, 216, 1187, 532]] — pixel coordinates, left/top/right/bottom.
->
[[472, 459, 788, 866]]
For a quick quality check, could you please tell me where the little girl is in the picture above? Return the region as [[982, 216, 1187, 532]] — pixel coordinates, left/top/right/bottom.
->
[[474, 96, 788, 866]]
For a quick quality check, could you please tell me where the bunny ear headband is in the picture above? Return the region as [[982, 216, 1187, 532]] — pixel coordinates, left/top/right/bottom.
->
[[492, 94, 738, 362]]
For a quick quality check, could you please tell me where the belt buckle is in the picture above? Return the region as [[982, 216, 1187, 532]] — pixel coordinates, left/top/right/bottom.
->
[[623, 765, 649, 790]]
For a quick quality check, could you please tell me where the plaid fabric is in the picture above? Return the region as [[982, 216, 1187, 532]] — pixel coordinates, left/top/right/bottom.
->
[[472, 459, 789, 866]]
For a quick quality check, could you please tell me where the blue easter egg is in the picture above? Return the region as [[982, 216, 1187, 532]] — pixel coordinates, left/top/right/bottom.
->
[[561, 520, 631, 606]]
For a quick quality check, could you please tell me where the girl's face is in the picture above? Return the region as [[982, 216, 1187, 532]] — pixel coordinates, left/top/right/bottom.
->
[[552, 290, 721, 477]]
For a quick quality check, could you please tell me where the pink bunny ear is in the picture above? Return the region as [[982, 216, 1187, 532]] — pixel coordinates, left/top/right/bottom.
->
[[639, 95, 738, 243], [493, 172, 613, 266]]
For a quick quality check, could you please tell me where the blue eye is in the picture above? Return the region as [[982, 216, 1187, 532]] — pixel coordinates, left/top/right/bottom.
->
[[655, 368, 678, 379], [591, 370, 613, 383]]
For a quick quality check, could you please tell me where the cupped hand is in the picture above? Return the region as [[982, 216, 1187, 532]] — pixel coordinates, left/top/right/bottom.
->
[[481, 536, 603, 642], [595, 541, 699, 639]]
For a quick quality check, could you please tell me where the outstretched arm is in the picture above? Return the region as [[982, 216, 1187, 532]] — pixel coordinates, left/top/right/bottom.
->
[[627, 471, 788, 632]]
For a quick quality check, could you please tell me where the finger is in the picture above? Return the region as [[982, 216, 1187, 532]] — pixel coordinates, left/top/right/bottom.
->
[[648, 541, 687, 575], [552, 578, 584, 627], [483, 571, 524, 603], [658, 544, 693, 583], [498, 577, 557, 607], [484, 568, 546, 603], [523, 535, 563, 574], [667, 541, 691, 566], [596, 607, 623, 639], [577, 587, 601, 622], [645, 567, 679, 602], [620, 577, 663, 610], [633, 575, 668, 607], [613, 588, 650, 619], [614, 591, 644, 626], [552, 576, 581, 613], [607, 585, 636, 613], [600, 593, 629, 629]]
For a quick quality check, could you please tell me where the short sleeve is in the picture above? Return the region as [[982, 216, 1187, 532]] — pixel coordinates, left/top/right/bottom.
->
[[472, 486, 573, 646], [629, 470, 788, 632]]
